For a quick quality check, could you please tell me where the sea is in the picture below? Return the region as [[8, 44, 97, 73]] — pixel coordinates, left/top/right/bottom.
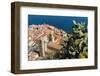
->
[[28, 15, 88, 33]]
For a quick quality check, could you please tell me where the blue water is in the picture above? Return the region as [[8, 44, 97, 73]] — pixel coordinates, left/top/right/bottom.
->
[[28, 15, 88, 33]]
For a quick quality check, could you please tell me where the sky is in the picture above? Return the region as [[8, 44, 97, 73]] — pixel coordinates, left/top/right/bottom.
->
[[28, 15, 88, 33]]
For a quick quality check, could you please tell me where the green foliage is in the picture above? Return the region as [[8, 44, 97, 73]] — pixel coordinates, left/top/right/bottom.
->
[[57, 20, 88, 59]]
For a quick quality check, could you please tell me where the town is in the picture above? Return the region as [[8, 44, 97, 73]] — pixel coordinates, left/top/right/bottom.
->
[[28, 24, 68, 61]]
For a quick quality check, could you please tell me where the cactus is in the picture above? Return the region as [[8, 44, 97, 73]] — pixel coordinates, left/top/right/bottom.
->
[[59, 20, 88, 59]]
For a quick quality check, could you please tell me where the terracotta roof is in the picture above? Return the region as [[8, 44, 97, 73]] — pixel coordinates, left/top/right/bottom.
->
[[47, 42, 62, 51]]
